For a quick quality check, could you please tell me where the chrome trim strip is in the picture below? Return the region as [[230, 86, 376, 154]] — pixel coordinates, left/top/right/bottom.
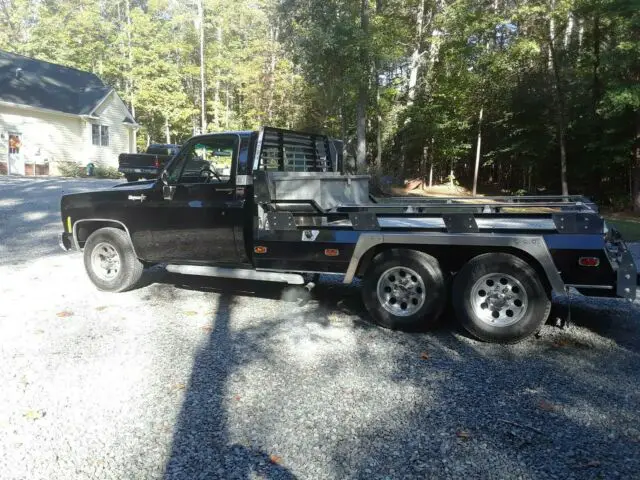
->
[[252, 127, 266, 171], [320, 217, 558, 230], [566, 284, 614, 290], [256, 268, 345, 275], [72, 219, 138, 258], [236, 174, 253, 186], [166, 264, 305, 285], [342, 232, 565, 294]]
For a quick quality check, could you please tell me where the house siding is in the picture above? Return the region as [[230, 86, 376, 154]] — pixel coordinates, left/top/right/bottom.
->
[[85, 93, 134, 169], [0, 105, 83, 175], [0, 94, 134, 175]]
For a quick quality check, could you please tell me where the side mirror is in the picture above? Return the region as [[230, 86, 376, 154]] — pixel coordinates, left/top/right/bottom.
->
[[163, 185, 176, 201], [160, 170, 169, 185]]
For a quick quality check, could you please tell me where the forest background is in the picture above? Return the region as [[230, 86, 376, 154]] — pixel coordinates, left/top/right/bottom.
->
[[1, 0, 639, 210]]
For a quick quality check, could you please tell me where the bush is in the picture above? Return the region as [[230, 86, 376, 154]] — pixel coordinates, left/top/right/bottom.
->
[[56, 161, 86, 178], [56, 161, 123, 179], [94, 165, 122, 179]]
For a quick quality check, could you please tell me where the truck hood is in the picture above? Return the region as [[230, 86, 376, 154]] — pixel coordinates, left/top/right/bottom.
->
[[60, 180, 157, 218]]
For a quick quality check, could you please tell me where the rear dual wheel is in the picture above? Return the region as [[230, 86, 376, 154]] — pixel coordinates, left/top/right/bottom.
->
[[452, 253, 551, 343], [362, 250, 551, 343], [362, 249, 446, 330]]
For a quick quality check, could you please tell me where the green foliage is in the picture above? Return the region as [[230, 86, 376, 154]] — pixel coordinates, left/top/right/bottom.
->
[[93, 165, 122, 179], [56, 161, 122, 179], [56, 161, 86, 178], [0, 0, 638, 207]]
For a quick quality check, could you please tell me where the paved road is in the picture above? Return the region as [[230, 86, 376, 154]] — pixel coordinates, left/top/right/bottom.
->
[[0, 177, 639, 480]]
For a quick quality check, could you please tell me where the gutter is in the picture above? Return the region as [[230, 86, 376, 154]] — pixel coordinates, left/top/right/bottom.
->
[[0, 100, 86, 120]]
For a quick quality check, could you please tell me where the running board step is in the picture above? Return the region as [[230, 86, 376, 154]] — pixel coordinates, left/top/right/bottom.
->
[[165, 265, 305, 285]]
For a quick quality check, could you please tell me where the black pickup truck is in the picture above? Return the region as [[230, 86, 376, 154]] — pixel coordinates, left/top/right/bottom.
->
[[118, 143, 180, 182], [59, 127, 638, 343]]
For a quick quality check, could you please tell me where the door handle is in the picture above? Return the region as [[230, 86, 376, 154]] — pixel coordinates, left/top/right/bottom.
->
[[128, 194, 147, 202]]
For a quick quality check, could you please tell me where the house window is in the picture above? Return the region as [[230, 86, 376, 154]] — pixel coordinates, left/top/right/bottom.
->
[[101, 126, 109, 146], [92, 125, 100, 145], [92, 124, 110, 146]]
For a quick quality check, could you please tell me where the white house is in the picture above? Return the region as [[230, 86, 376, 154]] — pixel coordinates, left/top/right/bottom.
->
[[0, 50, 137, 176]]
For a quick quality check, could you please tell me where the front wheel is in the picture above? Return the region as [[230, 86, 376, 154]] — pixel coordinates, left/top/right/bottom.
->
[[83, 227, 144, 292], [362, 249, 446, 330], [452, 253, 551, 343]]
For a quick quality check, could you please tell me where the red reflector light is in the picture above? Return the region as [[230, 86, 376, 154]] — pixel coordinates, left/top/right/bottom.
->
[[324, 248, 339, 257], [578, 257, 600, 267], [154, 159, 160, 168], [254, 246, 267, 254]]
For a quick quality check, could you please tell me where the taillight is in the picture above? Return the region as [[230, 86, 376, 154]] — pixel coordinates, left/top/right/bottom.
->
[[154, 158, 160, 168], [578, 257, 600, 267]]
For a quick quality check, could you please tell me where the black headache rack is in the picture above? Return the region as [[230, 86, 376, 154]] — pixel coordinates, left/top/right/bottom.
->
[[254, 126, 340, 173]]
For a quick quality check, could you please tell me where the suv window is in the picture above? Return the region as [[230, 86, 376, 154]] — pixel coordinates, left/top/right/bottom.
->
[[168, 136, 237, 185]]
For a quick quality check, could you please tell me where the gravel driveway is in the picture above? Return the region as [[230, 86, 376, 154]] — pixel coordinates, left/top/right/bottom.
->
[[0, 176, 639, 480]]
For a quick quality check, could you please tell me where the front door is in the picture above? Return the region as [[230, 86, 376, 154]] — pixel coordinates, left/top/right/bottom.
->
[[131, 135, 241, 264], [8, 133, 24, 175]]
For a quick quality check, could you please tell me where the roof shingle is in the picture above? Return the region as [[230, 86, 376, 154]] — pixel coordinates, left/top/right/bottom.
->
[[0, 50, 113, 116]]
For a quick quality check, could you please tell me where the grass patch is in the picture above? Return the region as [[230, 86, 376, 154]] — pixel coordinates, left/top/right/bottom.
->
[[603, 216, 640, 242]]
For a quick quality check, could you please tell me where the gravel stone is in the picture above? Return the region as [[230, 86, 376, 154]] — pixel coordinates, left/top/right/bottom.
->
[[1, 176, 639, 479]]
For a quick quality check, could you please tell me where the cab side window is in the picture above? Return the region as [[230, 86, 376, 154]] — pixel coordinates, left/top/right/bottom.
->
[[167, 136, 237, 185]]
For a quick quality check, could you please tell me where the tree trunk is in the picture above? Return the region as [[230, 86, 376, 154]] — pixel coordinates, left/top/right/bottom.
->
[[125, 0, 136, 148], [213, 22, 223, 130], [225, 86, 230, 129], [197, 0, 206, 132], [472, 107, 483, 196], [407, 0, 425, 106], [633, 110, 640, 212], [165, 116, 170, 144], [429, 162, 433, 187], [340, 104, 348, 173], [549, 12, 569, 196], [267, 23, 279, 124], [374, 60, 382, 169], [592, 15, 601, 116], [449, 159, 455, 188], [564, 12, 573, 48], [356, 0, 369, 173]]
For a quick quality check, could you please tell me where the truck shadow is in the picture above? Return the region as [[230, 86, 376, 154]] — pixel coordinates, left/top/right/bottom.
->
[[161, 279, 640, 478], [164, 293, 297, 479], [139, 267, 639, 347]]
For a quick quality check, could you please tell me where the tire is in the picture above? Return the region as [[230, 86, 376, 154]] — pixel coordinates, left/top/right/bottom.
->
[[83, 227, 144, 292], [452, 253, 551, 344], [362, 249, 446, 330], [125, 175, 138, 182]]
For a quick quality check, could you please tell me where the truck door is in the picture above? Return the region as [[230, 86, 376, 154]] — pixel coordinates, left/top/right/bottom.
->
[[143, 134, 242, 263]]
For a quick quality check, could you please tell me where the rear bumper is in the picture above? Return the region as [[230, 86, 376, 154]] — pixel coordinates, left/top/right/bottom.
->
[[118, 167, 158, 176], [59, 232, 74, 251]]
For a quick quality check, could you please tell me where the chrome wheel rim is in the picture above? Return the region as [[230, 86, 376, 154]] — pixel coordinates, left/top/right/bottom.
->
[[470, 273, 528, 327], [376, 266, 426, 317], [91, 242, 121, 281]]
